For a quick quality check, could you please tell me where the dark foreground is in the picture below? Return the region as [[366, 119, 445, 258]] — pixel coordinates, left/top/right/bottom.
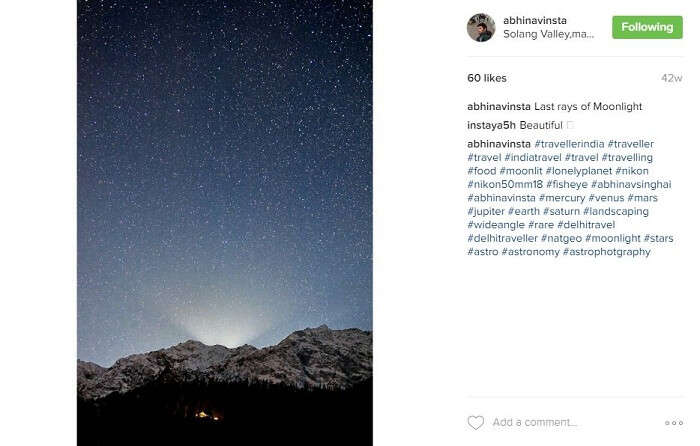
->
[[78, 379, 372, 445]]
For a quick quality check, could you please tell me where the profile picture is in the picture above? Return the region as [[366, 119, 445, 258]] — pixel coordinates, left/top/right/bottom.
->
[[467, 13, 495, 42]]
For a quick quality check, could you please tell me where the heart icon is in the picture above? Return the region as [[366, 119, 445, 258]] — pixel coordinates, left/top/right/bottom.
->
[[468, 415, 484, 430]]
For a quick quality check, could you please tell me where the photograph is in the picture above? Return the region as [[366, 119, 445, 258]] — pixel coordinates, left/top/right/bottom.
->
[[467, 12, 495, 42], [77, 1, 372, 444]]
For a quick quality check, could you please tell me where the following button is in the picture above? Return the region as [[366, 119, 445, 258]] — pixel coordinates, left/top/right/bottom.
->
[[612, 16, 682, 39]]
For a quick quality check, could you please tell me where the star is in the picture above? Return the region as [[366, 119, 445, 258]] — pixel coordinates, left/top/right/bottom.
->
[[78, 0, 372, 366]]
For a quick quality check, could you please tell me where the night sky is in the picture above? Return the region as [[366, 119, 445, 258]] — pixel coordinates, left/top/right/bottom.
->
[[78, 0, 372, 366]]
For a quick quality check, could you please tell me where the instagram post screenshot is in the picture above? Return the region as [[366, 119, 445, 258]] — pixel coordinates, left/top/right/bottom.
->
[[0, 0, 697, 445]]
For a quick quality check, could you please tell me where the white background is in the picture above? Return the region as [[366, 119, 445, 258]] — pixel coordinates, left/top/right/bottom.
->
[[0, 1, 697, 445], [375, 1, 698, 445], [0, 1, 77, 445]]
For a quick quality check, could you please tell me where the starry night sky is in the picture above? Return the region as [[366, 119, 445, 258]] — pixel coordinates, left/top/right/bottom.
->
[[78, 0, 371, 366]]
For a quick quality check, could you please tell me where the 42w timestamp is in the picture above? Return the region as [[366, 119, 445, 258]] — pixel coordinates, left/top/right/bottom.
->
[[661, 73, 683, 83]]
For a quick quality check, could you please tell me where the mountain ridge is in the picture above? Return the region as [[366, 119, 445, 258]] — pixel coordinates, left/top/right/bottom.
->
[[78, 325, 372, 400]]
